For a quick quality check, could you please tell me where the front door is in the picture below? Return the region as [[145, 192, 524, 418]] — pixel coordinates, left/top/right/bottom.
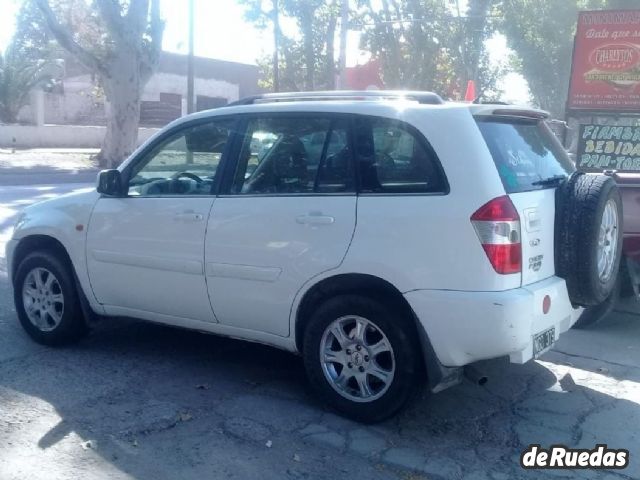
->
[[86, 118, 235, 322], [205, 114, 357, 336]]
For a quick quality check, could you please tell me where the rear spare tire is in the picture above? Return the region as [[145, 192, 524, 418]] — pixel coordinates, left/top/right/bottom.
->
[[555, 172, 623, 307]]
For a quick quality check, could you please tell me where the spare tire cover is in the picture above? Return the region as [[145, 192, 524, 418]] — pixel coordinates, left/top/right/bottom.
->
[[555, 172, 623, 307]]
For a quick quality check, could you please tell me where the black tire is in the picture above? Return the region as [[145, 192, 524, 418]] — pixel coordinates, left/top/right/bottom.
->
[[572, 276, 620, 329], [302, 294, 421, 423], [13, 250, 88, 346], [555, 173, 623, 306]]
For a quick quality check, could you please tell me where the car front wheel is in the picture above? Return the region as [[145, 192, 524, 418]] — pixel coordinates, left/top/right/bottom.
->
[[14, 250, 87, 346], [302, 294, 421, 423]]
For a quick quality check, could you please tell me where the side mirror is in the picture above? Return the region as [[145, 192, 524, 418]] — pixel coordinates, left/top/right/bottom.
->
[[96, 169, 123, 196]]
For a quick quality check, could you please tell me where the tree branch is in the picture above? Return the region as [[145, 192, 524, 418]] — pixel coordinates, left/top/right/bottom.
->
[[149, 0, 164, 54], [139, 0, 164, 83], [95, 0, 125, 41], [127, 0, 151, 35], [34, 0, 105, 74]]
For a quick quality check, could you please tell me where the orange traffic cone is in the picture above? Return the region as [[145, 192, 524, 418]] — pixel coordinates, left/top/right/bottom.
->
[[464, 80, 476, 102]]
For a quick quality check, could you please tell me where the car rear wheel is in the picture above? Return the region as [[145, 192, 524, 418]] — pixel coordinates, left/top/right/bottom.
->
[[302, 294, 420, 423], [14, 251, 88, 345]]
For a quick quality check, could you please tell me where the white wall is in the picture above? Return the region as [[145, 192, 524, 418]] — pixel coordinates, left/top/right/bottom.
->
[[0, 125, 160, 149], [17, 74, 105, 126], [142, 72, 239, 102], [15, 71, 240, 127]]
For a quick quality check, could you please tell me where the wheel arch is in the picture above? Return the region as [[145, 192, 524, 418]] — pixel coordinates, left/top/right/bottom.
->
[[11, 233, 100, 321], [11, 235, 72, 282], [295, 274, 399, 350], [293, 273, 452, 390]]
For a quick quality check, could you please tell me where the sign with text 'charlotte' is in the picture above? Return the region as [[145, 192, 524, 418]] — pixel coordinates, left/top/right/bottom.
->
[[568, 10, 640, 111], [577, 124, 640, 172]]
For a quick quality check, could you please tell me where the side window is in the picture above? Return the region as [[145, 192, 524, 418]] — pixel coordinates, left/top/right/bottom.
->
[[354, 117, 446, 193], [230, 116, 353, 195], [128, 119, 234, 196]]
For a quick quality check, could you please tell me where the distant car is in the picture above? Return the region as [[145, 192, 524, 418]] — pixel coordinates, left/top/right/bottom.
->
[[572, 171, 640, 328], [6, 91, 622, 422]]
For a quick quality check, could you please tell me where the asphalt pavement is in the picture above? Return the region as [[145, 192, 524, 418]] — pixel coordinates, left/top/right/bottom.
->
[[1, 181, 639, 480]]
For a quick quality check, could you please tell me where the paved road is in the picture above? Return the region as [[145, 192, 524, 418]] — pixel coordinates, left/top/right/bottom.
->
[[1, 184, 639, 480]]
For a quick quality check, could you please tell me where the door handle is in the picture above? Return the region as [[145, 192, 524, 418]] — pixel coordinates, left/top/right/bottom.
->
[[295, 212, 335, 225], [174, 211, 204, 222]]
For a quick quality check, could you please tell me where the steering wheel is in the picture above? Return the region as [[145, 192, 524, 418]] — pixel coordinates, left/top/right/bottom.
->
[[171, 171, 203, 183]]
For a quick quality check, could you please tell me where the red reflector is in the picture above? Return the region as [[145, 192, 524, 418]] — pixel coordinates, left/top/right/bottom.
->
[[471, 195, 520, 222], [543, 295, 551, 315], [480, 244, 522, 274]]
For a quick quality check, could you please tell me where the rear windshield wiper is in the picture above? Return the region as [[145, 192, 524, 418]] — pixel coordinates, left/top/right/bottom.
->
[[531, 175, 567, 187]]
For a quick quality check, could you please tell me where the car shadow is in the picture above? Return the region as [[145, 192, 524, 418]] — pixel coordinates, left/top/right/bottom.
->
[[1, 312, 639, 479], [548, 305, 640, 384]]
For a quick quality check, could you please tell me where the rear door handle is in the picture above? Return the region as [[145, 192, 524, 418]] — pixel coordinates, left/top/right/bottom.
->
[[295, 212, 335, 225], [175, 211, 204, 222]]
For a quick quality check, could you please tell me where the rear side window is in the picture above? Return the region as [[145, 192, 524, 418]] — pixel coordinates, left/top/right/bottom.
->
[[230, 116, 353, 195], [353, 117, 447, 194], [476, 118, 574, 194]]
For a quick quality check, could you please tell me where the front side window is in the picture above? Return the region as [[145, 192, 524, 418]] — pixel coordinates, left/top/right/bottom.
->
[[230, 116, 353, 195], [128, 119, 234, 196], [354, 117, 446, 193]]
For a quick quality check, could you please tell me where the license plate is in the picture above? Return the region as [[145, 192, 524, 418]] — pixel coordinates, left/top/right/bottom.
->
[[533, 327, 555, 357]]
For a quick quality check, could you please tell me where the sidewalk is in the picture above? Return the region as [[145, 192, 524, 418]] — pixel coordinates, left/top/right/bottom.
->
[[0, 148, 100, 185]]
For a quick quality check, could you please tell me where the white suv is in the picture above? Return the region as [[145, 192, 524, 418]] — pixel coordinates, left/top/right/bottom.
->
[[6, 91, 622, 422]]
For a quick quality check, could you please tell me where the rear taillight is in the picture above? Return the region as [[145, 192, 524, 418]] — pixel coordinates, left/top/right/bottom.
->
[[471, 196, 521, 274]]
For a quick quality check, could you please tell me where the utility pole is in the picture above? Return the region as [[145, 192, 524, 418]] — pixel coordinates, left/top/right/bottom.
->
[[273, 0, 280, 92], [187, 0, 195, 114], [337, 0, 348, 89]]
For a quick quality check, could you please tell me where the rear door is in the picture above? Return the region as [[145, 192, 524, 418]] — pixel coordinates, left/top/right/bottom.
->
[[476, 117, 574, 286], [204, 113, 357, 337]]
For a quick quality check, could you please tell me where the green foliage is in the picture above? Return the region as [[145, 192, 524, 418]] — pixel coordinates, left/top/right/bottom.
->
[[243, 0, 503, 98], [500, 0, 581, 117], [357, 0, 502, 98], [0, 0, 62, 123], [239, 0, 340, 90], [0, 44, 58, 123]]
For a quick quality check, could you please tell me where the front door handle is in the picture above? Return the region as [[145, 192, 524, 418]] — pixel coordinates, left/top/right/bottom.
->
[[174, 211, 204, 222], [295, 212, 335, 225]]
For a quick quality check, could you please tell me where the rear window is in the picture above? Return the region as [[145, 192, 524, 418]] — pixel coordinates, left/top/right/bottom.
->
[[476, 118, 574, 193]]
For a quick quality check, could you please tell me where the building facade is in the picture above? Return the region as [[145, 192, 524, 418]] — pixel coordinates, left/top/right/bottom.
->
[[18, 51, 261, 127]]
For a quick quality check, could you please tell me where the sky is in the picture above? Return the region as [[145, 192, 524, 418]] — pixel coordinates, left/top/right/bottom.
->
[[0, 0, 530, 103]]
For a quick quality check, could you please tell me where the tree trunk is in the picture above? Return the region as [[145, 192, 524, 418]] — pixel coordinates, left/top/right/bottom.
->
[[325, 12, 337, 89], [464, 0, 491, 90], [300, 6, 315, 90], [96, 52, 142, 168]]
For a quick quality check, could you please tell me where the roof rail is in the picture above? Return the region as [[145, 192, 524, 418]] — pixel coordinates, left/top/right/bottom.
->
[[226, 90, 444, 107]]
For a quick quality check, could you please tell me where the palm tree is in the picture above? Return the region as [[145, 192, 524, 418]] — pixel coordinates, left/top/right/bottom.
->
[[0, 42, 57, 124]]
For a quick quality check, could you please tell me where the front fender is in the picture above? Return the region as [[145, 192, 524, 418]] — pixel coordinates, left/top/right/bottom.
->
[[11, 190, 103, 313]]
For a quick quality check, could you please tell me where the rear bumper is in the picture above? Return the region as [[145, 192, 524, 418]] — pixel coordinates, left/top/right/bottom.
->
[[404, 276, 581, 367]]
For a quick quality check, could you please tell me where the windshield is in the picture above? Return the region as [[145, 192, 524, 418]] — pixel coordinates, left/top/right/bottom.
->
[[476, 118, 575, 194]]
